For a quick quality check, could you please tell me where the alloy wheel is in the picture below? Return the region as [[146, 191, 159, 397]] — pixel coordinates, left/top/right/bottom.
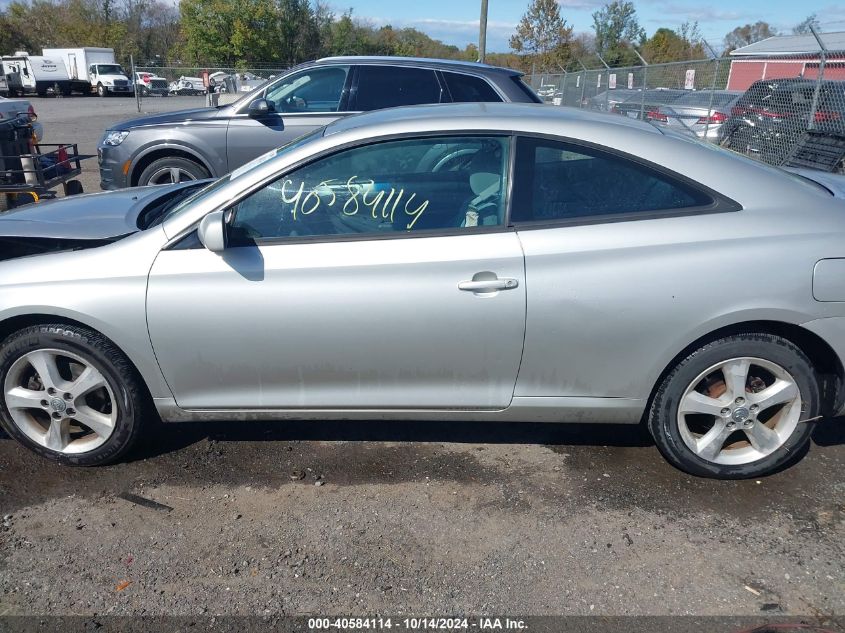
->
[[676, 356, 802, 465], [147, 166, 198, 185], [3, 348, 117, 454]]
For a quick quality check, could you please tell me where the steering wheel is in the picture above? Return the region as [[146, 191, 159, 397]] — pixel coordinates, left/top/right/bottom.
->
[[285, 95, 308, 110], [432, 149, 477, 172]]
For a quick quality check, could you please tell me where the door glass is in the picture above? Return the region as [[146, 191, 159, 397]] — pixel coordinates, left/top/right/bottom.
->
[[265, 66, 350, 113], [354, 66, 441, 110], [230, 136, 510, 242], [512, 137, 712, 222]]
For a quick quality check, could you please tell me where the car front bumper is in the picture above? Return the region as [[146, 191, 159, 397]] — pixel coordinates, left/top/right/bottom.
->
[[97, 144, 131, 189]]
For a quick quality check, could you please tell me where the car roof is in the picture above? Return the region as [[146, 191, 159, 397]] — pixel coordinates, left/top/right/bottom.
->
[[323, 102, 661, 138], [312, 56, 522, 76]]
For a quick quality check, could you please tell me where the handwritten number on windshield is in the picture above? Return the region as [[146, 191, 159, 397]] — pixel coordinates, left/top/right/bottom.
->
[[280, 176, 429, 230]]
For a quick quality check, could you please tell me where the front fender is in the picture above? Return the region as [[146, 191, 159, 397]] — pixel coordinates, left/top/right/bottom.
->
[[0, 229, 174, 400]]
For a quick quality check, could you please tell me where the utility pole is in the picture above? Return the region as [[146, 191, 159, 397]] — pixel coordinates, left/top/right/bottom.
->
[[479, 0, 488, 63]]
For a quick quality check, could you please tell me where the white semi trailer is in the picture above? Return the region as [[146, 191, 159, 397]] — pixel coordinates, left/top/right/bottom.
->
[[41, 48, 133, 96]]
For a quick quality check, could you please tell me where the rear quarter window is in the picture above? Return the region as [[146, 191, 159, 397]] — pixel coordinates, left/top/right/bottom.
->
[[442, 72, 502, 102], [511, 76, 542, 103], [512, 137, 715, 224]]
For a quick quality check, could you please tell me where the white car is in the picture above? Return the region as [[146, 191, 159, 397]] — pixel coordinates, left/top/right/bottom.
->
[[169, 76, 205, 96], [133, 71, 169, 97], [0, 96, 43, 142]]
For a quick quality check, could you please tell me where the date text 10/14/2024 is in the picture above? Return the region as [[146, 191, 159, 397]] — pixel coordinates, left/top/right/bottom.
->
[[307, 618, 528, 630]]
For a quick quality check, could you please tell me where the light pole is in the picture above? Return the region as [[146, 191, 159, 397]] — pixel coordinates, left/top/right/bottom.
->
[[479, 0, 488, 63]]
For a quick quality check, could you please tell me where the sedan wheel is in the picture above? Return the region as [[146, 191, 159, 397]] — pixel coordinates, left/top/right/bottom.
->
[[649, 333, 818, 478], [0, 324, 146, 465], [4, 348, 117, 454], [676, 357, 801, 465]]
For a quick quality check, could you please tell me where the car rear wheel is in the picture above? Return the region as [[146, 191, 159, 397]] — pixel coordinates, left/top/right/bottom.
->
[[138, 157, 210, 186], [0, 324, 146, 465], [648, 333, 818, 479]]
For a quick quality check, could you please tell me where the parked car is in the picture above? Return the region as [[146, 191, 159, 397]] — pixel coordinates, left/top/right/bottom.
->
[[536, 83, 557, 102], [169, 76, 205, 96], [98, 56, 542, 189], [613, 88, 686, 120], [722, 78, 845, 170], [134, 71, 169, 96], [649, 90, 742, 140], [0, 96, 43, 141], [588, 88, 641, 113], [6, 102, 845, 478]]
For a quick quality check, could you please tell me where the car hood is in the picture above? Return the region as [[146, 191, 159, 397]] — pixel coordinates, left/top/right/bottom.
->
[[0, 183, 194, 240], [110, 106, 228, 131]]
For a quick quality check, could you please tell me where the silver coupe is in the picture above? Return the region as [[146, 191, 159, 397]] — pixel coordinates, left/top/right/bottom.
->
[[2, 102, 845, 478]]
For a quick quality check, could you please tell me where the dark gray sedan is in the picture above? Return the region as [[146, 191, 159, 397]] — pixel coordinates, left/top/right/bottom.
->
[[97, 56, 541, 190]]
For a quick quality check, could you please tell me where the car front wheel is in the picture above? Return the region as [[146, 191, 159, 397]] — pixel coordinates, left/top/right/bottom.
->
[[648, 333, 818, 479], [0, 324, 146, 465], [138, 157, 210, 186]]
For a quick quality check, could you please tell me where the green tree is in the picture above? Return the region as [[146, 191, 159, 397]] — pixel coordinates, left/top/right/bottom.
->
[[592, 0, 645, 66], [509, 0, 574, 71], [724, 21, 777, 53], [641, 22, 706, 63]]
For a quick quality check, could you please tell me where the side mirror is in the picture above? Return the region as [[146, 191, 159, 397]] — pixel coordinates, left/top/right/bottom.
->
[[197, 209, 227, 253], [248, 98, 275, 117]]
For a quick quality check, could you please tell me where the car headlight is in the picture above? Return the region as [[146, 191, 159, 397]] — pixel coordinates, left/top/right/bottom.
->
[[104, 80, 113, 86], [102, 130, 129, 146]]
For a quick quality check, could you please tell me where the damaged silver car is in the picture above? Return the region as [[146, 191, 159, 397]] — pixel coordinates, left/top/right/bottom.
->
[[2, 102, 845, 479]]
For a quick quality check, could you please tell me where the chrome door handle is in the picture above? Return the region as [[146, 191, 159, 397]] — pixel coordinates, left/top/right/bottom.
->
[[458, 278, 519, 291]]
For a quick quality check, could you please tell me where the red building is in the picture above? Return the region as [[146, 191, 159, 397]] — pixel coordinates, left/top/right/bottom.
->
[[727, 31, 845, 91]]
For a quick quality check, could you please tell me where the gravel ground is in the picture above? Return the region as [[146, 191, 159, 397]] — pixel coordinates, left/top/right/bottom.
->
[[0, 95, 844, 624]]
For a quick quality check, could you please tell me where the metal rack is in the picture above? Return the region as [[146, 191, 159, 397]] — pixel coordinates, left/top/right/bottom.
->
[[0, 116, 85, 209]]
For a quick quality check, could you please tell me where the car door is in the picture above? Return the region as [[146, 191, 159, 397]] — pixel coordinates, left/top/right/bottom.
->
[[226, 65, 353, 171], [147, 134, 526, 411]]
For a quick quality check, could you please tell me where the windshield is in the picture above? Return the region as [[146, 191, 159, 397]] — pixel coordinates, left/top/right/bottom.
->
[[160, 129, 324, 224], [97, 64, 125, 75]]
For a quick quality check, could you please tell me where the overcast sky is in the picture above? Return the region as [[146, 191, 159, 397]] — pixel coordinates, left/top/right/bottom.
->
[[2, 0, 844, 52]]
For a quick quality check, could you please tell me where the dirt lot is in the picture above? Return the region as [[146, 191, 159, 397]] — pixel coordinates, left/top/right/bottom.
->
[[1, 95, 844, 625]]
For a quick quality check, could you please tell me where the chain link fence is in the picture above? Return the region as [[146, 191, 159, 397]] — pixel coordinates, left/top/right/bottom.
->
[[133, 64, 289, 100], [528, 48, 845, 174]]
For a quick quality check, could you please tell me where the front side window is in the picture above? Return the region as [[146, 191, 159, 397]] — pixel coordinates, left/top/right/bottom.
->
[[512, 137, 712, 223], [265, 65, 350, 113], [354, 66, 442, 111], [442, 72, 502, 103], [230, 135, 510, 242]]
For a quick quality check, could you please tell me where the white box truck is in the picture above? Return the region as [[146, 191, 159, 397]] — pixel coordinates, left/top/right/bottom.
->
[[41, 48, 133, 96], [0, 52, 72, 96]]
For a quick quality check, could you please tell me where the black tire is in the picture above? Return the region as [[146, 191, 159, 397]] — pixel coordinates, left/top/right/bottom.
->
[[137, 156, 210, 186], [141, 86, 149, 97], [97, 83, 107, 97], [648, 333, 818, 479], [65, 180, 84, 196], [0, 324, 147, 465]]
